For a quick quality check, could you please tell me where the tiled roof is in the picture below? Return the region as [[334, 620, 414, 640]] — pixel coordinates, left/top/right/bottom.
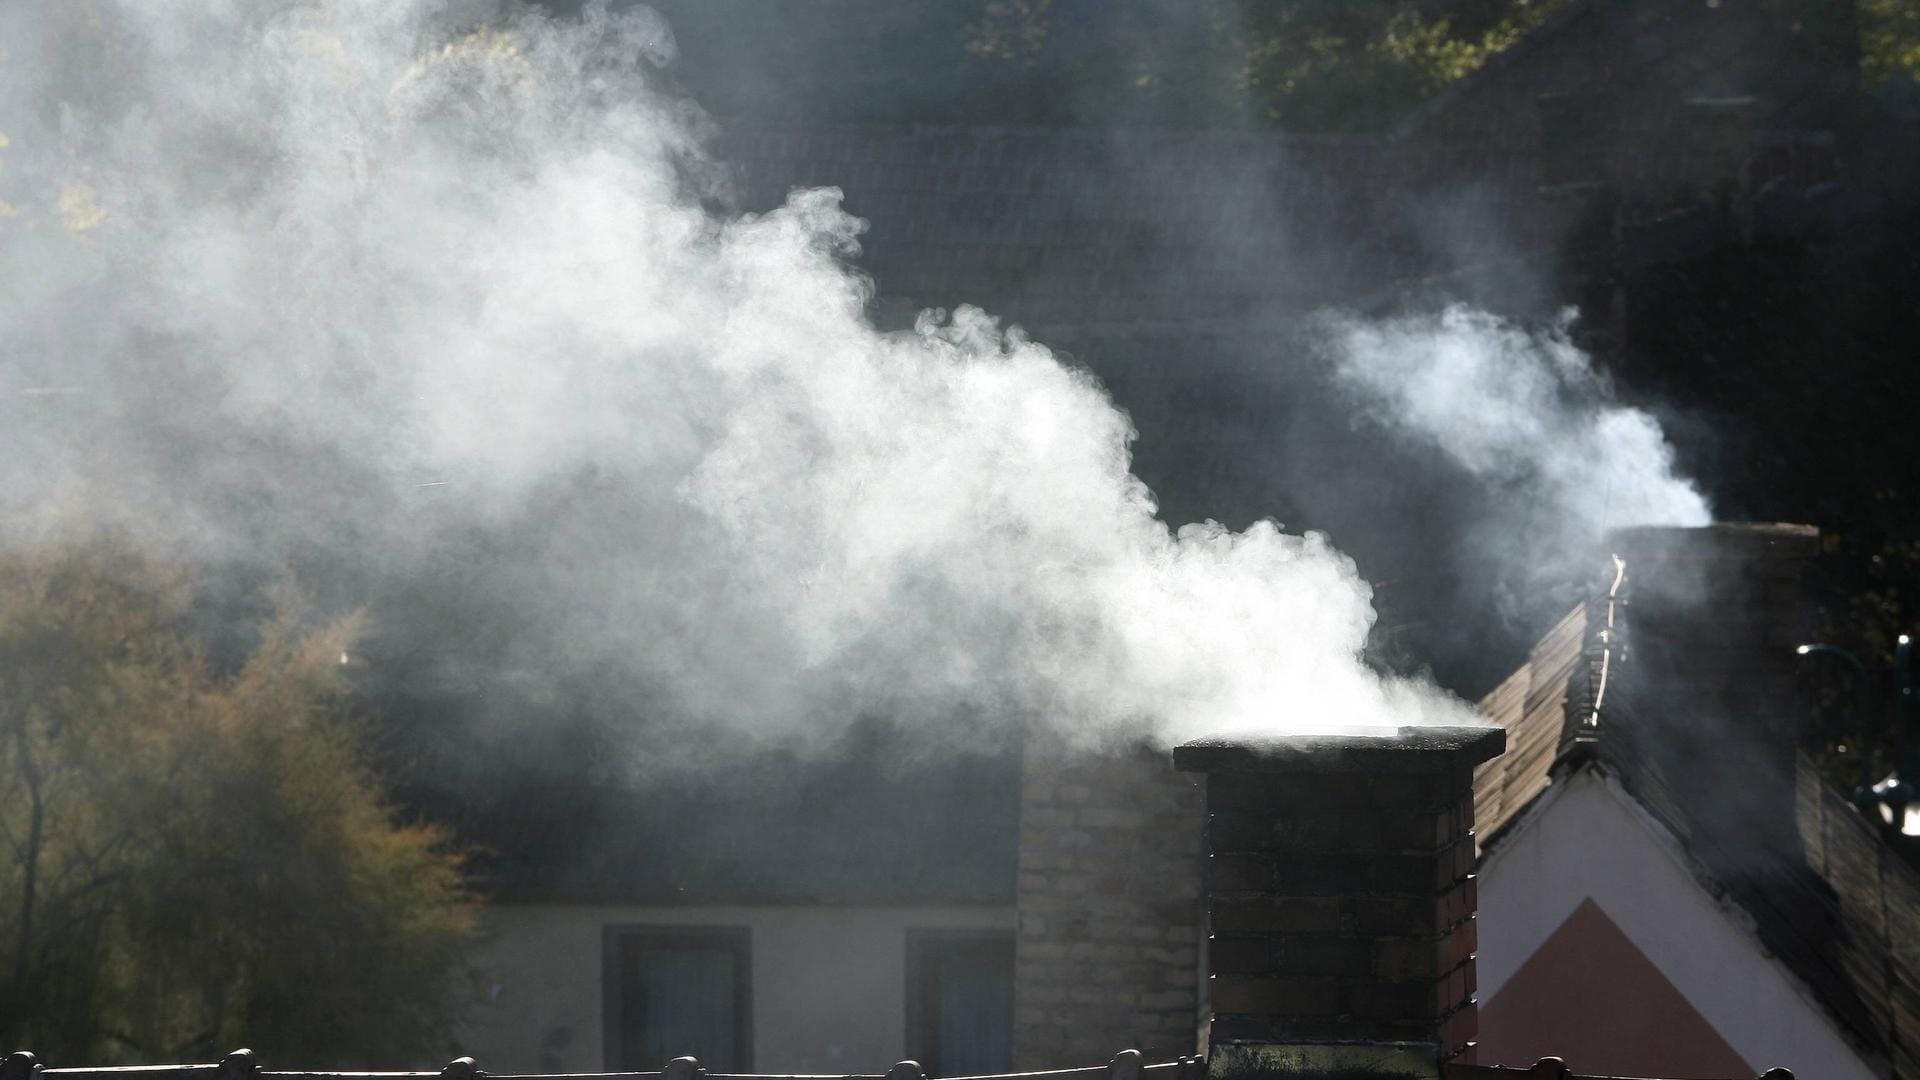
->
[[1473, 602, 1590, 850], [1474, 532, 1920, 1078], [448, 740, 1022, 905], [713, 125, 1541, 337], [1391, 0, 1601, 142], [1792, 754, 1920, 1078]]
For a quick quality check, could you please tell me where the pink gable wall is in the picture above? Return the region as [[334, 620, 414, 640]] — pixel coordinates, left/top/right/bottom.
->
[[1478, 897, 1750, 1077]]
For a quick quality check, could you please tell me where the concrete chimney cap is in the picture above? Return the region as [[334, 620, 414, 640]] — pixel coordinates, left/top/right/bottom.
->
[[1172, 724, 1505, 775]]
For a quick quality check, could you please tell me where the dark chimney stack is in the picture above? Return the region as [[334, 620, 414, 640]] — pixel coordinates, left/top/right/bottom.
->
[[1601, 523, 1821, 871], [1604, 523, 1818, 714], [1174, 726, 1506, 1080]]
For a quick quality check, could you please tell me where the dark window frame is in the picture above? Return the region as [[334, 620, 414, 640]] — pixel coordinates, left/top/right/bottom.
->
[[903, 927, 1016, 1077], [602, 924, 753, 1072]]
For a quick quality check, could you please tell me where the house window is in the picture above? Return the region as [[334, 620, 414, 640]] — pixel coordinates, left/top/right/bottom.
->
[[905, 929, 1014, 1077], [604, 925, 752, 1072]]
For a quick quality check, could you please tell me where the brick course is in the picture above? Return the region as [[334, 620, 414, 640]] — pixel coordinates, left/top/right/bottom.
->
[[1174, 729, 1505, 1069]]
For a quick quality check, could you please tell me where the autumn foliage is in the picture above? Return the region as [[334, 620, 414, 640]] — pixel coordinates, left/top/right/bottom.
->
[[0, 541, 476, 1066]]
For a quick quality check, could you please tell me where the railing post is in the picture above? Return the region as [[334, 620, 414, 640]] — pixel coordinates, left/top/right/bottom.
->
[[1, 1051, 41, 1080], [1526, 1059, 1568, 1080], [218, 1050, 259, 1080]]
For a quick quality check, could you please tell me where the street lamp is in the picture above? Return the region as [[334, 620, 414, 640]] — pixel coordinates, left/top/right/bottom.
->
[[1797, 634, 1920, 836]]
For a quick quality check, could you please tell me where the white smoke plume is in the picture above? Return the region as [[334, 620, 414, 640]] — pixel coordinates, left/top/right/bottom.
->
[[0, 0, 1480, 753], [1325, 307, 1711, 614]]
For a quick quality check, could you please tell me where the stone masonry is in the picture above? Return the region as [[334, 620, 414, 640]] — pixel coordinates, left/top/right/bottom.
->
[[1013, 742, 1206, 1068]]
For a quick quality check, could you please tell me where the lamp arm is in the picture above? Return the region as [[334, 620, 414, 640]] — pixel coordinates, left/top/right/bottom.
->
[[1796, 643, 1877, 801]]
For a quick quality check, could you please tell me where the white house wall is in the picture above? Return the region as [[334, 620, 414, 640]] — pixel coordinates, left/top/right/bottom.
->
[[1476, 768, 1876, 1080], [464, 902, 1015, 1075]]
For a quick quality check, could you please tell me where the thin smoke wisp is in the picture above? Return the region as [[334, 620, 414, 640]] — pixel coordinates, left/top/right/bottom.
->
[[1327, 307, 1710, 536], [1324, 306, 1711, 622]]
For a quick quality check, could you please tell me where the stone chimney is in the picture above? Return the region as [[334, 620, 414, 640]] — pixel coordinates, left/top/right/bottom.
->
[[1173, 726, 1506, 1080], [1013, 742, 1206, 1068]]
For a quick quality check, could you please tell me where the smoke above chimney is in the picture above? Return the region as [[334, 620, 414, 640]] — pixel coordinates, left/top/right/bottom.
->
[[0, 2, 1702, 755], [1324, 307, 1712, 624]]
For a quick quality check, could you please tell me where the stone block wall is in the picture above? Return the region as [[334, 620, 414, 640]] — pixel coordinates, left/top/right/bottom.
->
[[1012, 743, 1206, 1068]]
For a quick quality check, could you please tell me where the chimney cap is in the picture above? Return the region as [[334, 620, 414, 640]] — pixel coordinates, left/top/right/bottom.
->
[[1606, 522, 1819, 561], [1173, 724, 1505, 776]]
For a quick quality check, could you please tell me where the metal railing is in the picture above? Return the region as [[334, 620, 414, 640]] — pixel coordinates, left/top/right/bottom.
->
[[5, 1050, 1803, 1080], [1448, 1057, 1797, 1080], [3, 1050, 1206, 1080]]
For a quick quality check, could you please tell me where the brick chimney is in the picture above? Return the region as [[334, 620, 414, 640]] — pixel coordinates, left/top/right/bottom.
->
[[1173, 726, 1506, 1080], [1605, 523, 1818, 698]]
